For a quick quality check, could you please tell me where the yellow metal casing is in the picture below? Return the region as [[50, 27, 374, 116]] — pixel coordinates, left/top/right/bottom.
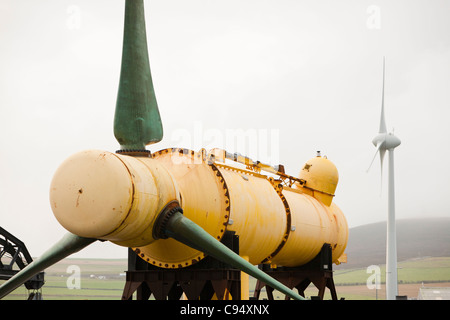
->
[[270, 188, 348, 267], [134, 148, 230, 268], [216, 165, 288, 265], [49, 149, 180, 247], [328, 203, 348, 264], [215, 161, 347, 267], [296, 154, 339, 206], [51, 149, 348, 269], [132, 148, 348, 269]]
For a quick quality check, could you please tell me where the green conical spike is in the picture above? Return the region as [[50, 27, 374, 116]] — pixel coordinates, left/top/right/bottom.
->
[[114, 0, 163, 150], [0, 233, 96, 299], [164, 211, 306, 300]]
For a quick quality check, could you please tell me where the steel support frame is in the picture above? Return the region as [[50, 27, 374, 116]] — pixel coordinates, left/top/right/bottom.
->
[[122, 231, 242, 300], [0, 227, 45, 299], [122, 268, 241, 300], [253, 244, 339, 300]]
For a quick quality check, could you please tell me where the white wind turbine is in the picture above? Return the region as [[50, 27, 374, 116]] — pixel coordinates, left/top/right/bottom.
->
[[367, 58, 401, 300]]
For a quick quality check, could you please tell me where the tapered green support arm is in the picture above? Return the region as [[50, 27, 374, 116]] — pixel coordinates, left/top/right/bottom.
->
[[164, 211, 306, 300], [0, 233, 96, 299], [114, 0, 163, 150]]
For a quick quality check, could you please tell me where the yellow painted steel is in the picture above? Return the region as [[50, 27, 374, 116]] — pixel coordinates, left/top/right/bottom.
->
[[270, 188, 348, 267], [134, 148, 230, 268], [241, 255, 250, 300], [49, 149, 180, 248], [212, 155, 347, 267], [50, 148, 348, 269], [216, 165, 288, 265], [296, 154, 339, 206], [134, 148, 347, 269]]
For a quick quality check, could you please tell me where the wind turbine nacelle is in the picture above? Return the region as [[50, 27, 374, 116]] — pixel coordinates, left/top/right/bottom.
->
[[372, 133, 401, 150], [49, 148, 348, 269]]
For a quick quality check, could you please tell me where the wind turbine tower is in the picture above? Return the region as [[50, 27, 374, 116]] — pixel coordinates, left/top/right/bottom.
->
[[368, 58, 401, 300]]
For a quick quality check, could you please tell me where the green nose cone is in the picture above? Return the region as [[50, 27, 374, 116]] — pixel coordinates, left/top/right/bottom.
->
[[114, 0, 163, 151]]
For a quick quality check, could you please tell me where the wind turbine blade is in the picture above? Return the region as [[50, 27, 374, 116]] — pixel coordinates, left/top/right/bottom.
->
[[0, 233, 96, 299], [380, 148, 386, 175], [367, 144, 381, 173], [379, 57, 387, 134], [114, 0, 163, 151], [164, 211, 306, 300]]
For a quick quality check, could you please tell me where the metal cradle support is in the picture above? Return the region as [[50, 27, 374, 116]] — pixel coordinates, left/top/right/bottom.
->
[[253, 244, 339, 300], [122, 231, 241, 300]]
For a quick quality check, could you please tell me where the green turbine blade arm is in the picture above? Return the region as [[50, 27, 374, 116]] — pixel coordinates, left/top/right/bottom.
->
[[0, 233, 96, 299], [114, 0, 163, 151], [164, 211, 306, 300]]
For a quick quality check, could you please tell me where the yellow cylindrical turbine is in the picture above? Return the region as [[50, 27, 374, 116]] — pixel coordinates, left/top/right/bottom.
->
[[133, 148, 348, 269], [49, 149, 180, 248], [49, 148, 347, 269]]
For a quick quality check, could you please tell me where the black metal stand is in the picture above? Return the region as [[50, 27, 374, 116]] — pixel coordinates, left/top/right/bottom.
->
[[0, 227, 44, 300], [253, 244, 339, 300], [122, 231, 242, 300]]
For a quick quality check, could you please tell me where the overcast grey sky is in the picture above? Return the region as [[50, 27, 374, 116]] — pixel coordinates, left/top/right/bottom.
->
[[1, 0, 449, 259]]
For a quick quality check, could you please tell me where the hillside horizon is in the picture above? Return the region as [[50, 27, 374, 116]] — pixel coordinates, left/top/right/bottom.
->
[[336, 217, 450, 269]]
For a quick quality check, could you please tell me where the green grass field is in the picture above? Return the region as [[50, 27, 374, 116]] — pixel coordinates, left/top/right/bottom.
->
[[3, 256, 450, 300], [319, 256, 450, 300], [333, 256, 450, 285], [2, 258, 127, 300]]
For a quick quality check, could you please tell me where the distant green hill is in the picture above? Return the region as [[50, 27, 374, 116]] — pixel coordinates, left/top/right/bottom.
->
[[335, 217, 450, 269]]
